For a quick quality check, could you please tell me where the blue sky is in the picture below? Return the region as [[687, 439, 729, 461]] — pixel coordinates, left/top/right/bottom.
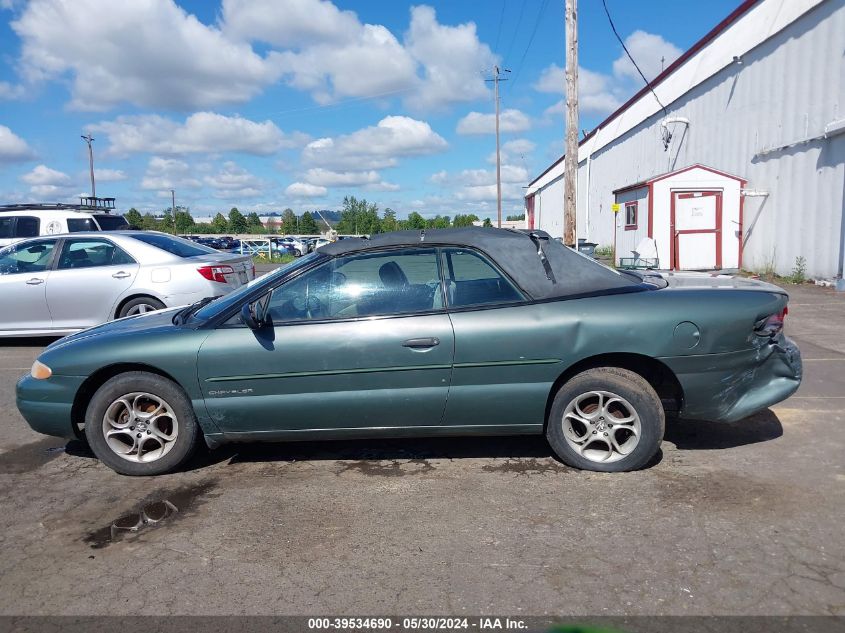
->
[[0, 0, 739, 219]]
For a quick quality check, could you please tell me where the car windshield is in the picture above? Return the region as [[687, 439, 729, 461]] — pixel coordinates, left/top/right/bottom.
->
[[129, 232, 218, 257], [189, 251, 323, 323]]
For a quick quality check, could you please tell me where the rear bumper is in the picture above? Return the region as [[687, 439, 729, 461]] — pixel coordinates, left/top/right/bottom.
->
[[661, 336, 802, 423], [16, 374, 82, 439]]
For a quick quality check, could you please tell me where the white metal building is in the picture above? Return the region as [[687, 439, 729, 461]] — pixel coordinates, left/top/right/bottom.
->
[[525, 0, 845, 278]]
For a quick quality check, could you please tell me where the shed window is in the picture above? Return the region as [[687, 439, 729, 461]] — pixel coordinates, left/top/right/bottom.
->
[[624, 202, 638, 230]]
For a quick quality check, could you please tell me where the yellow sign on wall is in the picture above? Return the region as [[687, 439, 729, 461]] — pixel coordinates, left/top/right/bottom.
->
[[611, 203, 620, 213]]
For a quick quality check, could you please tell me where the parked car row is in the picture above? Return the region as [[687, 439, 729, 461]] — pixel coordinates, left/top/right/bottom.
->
[[180, 235, 331, 257]]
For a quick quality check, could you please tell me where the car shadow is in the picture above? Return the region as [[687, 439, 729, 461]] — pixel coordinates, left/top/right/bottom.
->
[[192, 435, 557, 470], [666, 408, 783, 450], [51, 410, 784, 473]]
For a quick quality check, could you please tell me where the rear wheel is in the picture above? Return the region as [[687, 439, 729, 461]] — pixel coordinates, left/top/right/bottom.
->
[[546, 367, 664, 472], [118, 296, 166, 318], [84, 372, 200, 476]]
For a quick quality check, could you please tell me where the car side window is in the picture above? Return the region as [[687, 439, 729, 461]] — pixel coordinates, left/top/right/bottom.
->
[[66, 218, 97, 232], [0, 217, 13, 239], [441, 248, 524, 308], [266, 249, 442, 322], [0, 240, 56, 275], [57, 239, 136, 270], [15, 216, 40, 238]]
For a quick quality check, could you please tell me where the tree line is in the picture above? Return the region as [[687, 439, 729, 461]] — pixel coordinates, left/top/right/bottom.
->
[[123, 196, 490, 236]]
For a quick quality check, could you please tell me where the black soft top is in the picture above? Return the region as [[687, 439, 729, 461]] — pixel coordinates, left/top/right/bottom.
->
[[320, 227, 639, 300]]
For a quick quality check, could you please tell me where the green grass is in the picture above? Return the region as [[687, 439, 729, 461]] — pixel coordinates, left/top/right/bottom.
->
[[252, 254, 295, 265]]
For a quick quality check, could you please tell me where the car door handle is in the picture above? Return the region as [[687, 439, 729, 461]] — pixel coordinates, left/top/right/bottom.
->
[[403, 337, 440, 348], [112, 271, 132, 279], [26, 278, 44, 285]]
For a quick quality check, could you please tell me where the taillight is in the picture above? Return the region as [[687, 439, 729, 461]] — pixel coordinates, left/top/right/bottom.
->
[[251, 264, 256, 279], [197, 265, 235, 283], [754, 307, 787, 337]]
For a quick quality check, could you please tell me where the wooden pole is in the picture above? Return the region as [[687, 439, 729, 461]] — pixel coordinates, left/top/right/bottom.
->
[[564, 0, 579, 246]]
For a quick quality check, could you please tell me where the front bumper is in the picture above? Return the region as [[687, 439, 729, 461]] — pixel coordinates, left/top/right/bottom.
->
[[16, 373, 83, 439], [661, 336, 802, 422]]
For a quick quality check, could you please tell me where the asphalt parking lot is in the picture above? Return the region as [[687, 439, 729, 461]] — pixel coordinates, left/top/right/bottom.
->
[[0, 283, 843, 616]]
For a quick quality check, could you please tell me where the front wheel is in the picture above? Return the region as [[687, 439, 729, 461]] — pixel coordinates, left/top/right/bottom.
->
[[546, 367, 664, 472], [84, 372, 200, 476]]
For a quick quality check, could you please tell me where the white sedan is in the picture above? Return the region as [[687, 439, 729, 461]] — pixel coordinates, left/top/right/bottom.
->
[[0, 231, 255, 337]]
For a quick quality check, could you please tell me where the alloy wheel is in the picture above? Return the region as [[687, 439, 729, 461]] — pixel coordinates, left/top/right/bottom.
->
[[102, 392, 179, 463], [561, 390, 641, 463]]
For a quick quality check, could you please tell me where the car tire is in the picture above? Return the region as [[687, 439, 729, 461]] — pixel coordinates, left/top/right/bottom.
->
[[84, 372, 200, 476], [293, 249, 302, 257], [118, 296, 166, 318], [546, 367, 664, 472]]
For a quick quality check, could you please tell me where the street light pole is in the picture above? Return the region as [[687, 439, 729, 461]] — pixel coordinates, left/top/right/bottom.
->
[[486, 66, 510, 228], [81, 134, 96, 198]]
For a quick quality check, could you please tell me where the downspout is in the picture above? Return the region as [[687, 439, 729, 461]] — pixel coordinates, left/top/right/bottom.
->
[[584, 127, 601, 243]]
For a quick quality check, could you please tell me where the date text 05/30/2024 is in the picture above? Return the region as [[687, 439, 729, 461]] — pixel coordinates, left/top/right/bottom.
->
[[307, 617, 528, 630]]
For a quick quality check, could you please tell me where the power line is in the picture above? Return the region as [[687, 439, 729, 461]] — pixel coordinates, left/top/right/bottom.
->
[[502, 0, 527, 63], [601, 0, 667, 115], [508, 0, 551, 90], [493, 0, 507, 53]]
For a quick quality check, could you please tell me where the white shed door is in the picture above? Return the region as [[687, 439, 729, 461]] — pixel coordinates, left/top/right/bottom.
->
[[672, 191, 722, 270]]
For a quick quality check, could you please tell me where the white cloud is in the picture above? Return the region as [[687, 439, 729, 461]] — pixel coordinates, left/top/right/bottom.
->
[[11, 0, 281, 111], [487, 138, 536, 165], [222, 1, 493, 111], [93, 168, 126, 182], [302, 115, 447, 171], [271, 24, 417, 105], [221, 0, 360, 47], [429, 170, 449, 185], [364, 181, 400, 192], [0, 125, 36, 162], [455, 182, 525, 203], [20, 164, 75, 197], [612, 30, 682, 82], [89, 112, 303, 156], [403, 6, 494, 111], [140, 157, 201, 191], [0, 81, 25, 99], [285, 182, 327, 198], [303, 168, 380, 187], [534, 31, 680, 119], [21, 164, 70, 186], [535, 65, 623, 116], [204, 161, 265, 199], [456, 109, 531, 135]]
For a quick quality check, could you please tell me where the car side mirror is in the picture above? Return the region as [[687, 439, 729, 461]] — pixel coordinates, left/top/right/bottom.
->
[[241, 292, 272, 330]]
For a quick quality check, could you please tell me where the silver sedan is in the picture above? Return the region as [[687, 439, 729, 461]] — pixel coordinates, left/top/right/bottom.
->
[[0, 231, 255, 337]]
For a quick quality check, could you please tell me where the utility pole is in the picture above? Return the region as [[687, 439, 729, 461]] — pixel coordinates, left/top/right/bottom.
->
[[171, 189, 176, 215], [564, 0, 579, 246], [487, 66, 510, 228], [81, 134, 96, 198]]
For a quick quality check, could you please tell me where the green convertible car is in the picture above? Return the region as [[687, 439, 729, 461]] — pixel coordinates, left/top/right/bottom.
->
[[17, 228, 802, 475]]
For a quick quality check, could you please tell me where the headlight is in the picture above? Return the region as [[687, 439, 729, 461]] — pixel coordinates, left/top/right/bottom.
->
[[30, 360, 52, 380]]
